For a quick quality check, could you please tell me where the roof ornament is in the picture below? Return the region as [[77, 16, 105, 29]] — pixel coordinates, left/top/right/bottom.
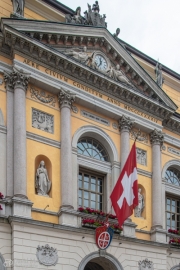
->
[[113, 28, 120, 38], [154, 60, 165, 88], [65, 1, 107, 28], [11, 0, 25, 17]]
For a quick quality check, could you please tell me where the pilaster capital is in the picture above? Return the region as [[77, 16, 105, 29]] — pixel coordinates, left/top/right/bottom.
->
[[118, 115, 134, 132], [4, 67, 30, 92], [58, 87, 76, 109], [150, 129, 164, 146]]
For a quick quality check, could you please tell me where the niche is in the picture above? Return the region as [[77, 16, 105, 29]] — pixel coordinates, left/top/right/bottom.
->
[[134, 184, 146, 219], [35, 155, 52, 198]]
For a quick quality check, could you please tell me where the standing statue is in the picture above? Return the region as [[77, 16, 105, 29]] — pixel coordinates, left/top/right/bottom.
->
[[113, 28, 120, 38], [65, 6, 84, 24], [11, 0, 25, 17], [107, 64, 131, 85], [134, 188, 144, 217], [154, 61, 164, 87], [92, 1, 100, 13], [35, 161, 51, 196]]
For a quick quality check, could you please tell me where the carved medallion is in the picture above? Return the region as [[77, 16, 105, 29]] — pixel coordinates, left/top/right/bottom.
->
[[30, 87, 56, 107], [138, 258, 154, 270], [32, 108, 54, 134], [36, 244, 58, 266]]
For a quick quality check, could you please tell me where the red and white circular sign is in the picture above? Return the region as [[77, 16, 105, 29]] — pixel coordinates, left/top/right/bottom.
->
[[98, 231, 110, 250]]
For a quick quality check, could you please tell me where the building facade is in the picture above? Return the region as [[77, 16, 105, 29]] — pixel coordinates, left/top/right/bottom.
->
[[0, 0, 180, 269]]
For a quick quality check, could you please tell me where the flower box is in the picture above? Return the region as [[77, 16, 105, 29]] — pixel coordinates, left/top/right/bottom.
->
[[82, 218, 123, 234], [78, 207, 117, 219]]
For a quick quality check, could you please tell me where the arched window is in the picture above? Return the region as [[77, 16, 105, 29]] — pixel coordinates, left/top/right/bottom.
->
[[77, 138, 109, 162], [165, 167, 180, 186]]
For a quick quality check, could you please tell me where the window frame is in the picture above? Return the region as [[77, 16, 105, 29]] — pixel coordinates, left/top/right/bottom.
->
[[78, 167, 105, 211], [166, 194, 180, 231]]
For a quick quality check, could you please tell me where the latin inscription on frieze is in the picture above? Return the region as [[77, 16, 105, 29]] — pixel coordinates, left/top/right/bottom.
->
[[32, 108, 54, 134], [81, 110, 110, 126], [168, 147, 180, 157]]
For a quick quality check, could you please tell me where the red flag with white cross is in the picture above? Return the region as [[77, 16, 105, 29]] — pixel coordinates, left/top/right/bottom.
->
[[110, 142, 138, 226]]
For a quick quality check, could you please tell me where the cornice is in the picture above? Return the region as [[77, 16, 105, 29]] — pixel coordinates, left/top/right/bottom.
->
[[164, 133, 180, 148], [163, 116, 180, 135], [26, 131, 60, 148], [0, 20, 177, 114]]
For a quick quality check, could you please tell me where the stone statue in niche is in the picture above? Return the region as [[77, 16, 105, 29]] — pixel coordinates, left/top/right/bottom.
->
[[154, 61, 164, 88], [65, 46, 89, 63], [11, 0, 25, 17], [134, 188, 144, 217], [35, 161, 51, 196], [107, 64, 131, 85], [65, 6, 84, 24]]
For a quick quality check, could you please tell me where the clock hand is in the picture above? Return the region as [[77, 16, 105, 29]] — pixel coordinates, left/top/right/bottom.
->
[[98, 58, 102, 67]]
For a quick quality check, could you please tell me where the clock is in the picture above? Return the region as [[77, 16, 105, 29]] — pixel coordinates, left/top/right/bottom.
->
[[94, 54, 108, 71]]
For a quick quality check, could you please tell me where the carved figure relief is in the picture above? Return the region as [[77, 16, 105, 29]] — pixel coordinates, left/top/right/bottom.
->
[[32, 108, 54, 134], [138, 258, 154, 270], [11, 0, 25, 17], [35, 161, 51, 196], [134, 188, 145, 218], [65, 46, 90, 63], [36, 244, 58, 266], [107, 64, 131, 85], [65, 6, 84, 25], [30, 87, 56, 107], [131, 129, 149, 144], [136, 148, 147, 166]]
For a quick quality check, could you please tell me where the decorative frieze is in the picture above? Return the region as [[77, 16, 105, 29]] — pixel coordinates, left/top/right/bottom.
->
[[30, 87, 56, 107], [136, 148, 147, 166], [32, 108, 54, 134], [138, 258, 154, 270], [150, 129, 164, 146], [131, 129, 149, 144], [118, 115, 134, 132], [81, 110, 110, 126], [36, 244, 58, 266], [168, 147, 180, 156], [58, 87, 75, 108]]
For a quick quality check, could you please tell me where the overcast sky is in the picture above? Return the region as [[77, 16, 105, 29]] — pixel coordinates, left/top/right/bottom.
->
[[58, 0, 180, 74]]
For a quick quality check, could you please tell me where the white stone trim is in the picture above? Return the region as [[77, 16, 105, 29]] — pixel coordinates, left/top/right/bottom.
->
[[0, 125, 6, 134], [164, 134, 180, 148], [77, 155, 111, 174], [170, 266, 180, 270], [72, 125, 119, 163], [0, 253, 6, 270], [78, 251, 124, 270], [26, 131, 60, 148], [162, 159, 180, 179]]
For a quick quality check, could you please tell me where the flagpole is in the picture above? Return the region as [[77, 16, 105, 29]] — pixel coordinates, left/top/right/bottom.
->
[[134, 129, 141, 142]]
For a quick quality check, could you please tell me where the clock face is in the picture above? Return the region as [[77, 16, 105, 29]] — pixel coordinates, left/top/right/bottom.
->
[[95, 54, 107, 71]]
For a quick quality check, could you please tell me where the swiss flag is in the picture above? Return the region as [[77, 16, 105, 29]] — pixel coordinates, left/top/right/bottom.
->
[[110, 142, 138, 226]]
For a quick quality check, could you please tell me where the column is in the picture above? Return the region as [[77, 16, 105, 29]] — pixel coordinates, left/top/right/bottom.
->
[[4, 72, 14, 198], [5, 68, 32, 218], [150, 129, 164, 229], [12, 68, 30, 198], [118, 115, 134, 170], [58, 87, 75, 209]]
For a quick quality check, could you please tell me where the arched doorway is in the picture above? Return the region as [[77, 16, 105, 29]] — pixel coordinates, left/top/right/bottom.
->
[[78, 251, 123, 270]]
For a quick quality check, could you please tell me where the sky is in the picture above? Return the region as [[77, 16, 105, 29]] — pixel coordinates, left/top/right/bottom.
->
[[57, 0, 180, 74]]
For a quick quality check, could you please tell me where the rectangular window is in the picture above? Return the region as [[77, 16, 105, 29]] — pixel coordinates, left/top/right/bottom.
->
[[78, 170, 104, 211], [166, 196, 180, 230]]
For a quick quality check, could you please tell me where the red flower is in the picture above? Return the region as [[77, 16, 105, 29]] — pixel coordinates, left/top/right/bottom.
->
[[0, 205, 3, 210], [0, 192, 4, 199]]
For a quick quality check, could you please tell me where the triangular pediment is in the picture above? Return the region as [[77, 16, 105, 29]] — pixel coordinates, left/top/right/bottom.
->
[[0, 18, 178, 119]]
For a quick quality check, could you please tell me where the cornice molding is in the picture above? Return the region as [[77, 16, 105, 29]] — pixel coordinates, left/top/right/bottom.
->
[[164, 133, 180, 148], [26, 131, 60, 148], [0, 20, 177, 115]]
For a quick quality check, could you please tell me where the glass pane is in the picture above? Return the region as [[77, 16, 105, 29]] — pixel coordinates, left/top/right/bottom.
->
[[97, 185, 102, 193], [79, 180, 82, 188], [91, 184, 96, 192], [79, 198, 82, 206], [91, 177, 96, 184], [91, 201, 96, 209], [97, 195, 102, 203], [84, 199, 89, 207], [79, 190, 82, 197], [84, 191, 89, 200], [91, 193, 96, 201], [84, 175, 89, 182], [84, 182, 89, 189], [79, 173, 82, 180]]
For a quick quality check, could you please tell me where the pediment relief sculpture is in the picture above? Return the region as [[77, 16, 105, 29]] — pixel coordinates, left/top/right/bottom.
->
[[65, 2, 107, 28], [65, 47, 132, 86], [35, 161, 51, 197]]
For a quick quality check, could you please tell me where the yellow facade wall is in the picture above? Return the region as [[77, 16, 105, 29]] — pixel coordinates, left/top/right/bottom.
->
[[24, 7, 47, 21], [0, 74, 7, 125], [0, 0, 13, 18]]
